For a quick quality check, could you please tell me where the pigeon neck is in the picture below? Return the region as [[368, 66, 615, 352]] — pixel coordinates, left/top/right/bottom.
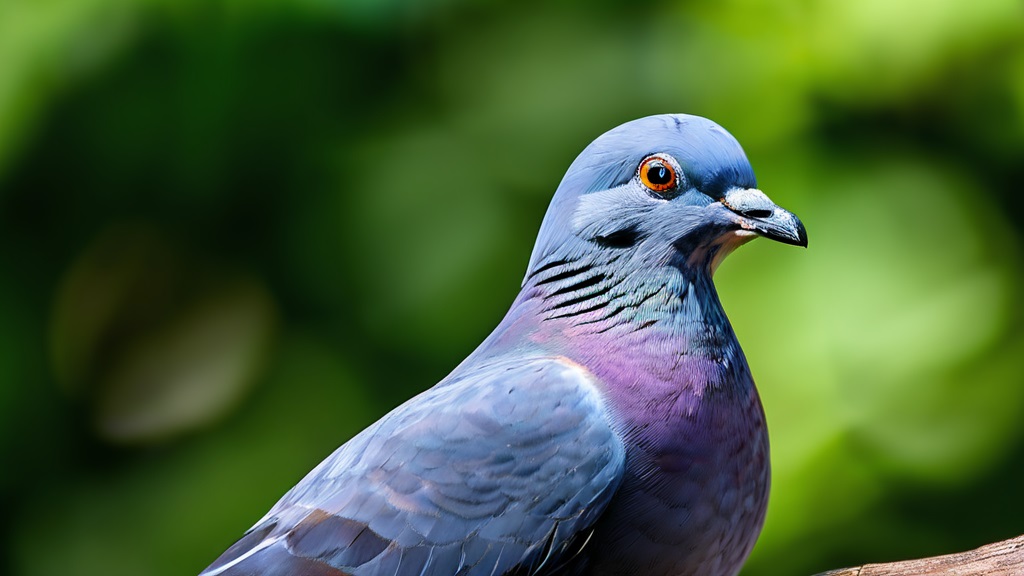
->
[[452, 256, 749, 395], [506, 254, 744, 364], [520, 253, 629, 325]]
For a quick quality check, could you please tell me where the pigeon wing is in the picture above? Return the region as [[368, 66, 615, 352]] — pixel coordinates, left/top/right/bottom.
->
[[201, 356, 625, 576]]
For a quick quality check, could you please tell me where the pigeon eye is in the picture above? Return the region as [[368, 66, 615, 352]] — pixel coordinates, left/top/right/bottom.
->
[[638, 156, 677, 194]]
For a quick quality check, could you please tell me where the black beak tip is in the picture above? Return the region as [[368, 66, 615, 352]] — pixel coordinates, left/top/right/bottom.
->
[[793, 219, 808, 248], [759, 212, 807, 248]]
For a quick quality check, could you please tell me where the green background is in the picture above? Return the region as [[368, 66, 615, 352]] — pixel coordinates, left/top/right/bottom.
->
[[2, 1, 1023, 574]]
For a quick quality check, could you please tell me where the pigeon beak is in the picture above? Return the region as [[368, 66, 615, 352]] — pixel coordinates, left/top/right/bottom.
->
[[721, 188, 808, 247]]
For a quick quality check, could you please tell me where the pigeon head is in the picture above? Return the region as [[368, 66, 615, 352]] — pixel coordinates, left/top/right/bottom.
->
[[525, 114, 806, 282]]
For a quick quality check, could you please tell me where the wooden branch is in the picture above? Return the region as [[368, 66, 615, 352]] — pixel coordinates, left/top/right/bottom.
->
[[814, 534, 1024, 575]]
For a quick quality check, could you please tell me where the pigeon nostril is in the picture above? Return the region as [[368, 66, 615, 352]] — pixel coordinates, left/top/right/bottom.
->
[[742, 208, 773, 219]]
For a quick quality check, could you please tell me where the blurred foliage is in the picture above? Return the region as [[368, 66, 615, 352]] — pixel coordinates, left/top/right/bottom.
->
[[1, 0, 1023, 574]]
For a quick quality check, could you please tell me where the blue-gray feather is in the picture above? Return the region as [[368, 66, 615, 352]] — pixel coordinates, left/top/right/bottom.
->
[[202, 357, 625, 576]]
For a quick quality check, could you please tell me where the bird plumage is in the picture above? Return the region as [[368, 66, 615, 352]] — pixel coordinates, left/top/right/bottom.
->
[[201, 114, 806, 576]]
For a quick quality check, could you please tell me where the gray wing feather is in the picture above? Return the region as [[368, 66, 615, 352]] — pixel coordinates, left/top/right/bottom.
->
[[201, 356, 625, 576]]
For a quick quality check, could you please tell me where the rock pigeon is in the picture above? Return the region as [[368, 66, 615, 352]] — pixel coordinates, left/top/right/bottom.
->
[[200, 113, 807, 576]]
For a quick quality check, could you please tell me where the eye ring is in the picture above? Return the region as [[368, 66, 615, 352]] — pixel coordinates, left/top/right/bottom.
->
[[638, 154, 678, 195]]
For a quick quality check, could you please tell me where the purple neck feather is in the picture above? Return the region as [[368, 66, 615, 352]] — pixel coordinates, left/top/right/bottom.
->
[[459, 254, 752, 401]]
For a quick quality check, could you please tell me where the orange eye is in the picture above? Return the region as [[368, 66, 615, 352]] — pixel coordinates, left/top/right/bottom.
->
[[639, 155, 677, 194]]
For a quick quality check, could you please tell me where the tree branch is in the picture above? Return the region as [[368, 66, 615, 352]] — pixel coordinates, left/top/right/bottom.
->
[[814, 535, 1024, 575]]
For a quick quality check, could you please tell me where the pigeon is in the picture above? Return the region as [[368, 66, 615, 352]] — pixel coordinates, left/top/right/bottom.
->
[[200, 113, 807, 576]]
